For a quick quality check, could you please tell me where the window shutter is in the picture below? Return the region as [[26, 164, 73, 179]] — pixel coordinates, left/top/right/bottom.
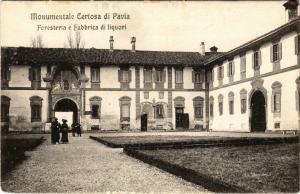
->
[[227, 63, 230, 77], [37, 67, 41, 81], [28, 67, 33, 81], [192, 70, 195, 83], [279, 42, 282, 60], [277, 94, 281, 112], [128, 70, 132, 82], [295, 35, 299, 55], [7, 68, 11, 81], [143, 69, 146, 83], [163, 69, 166, 82], [211, 69, 214, 82], [252, 53, 254, 69], [232, 62, 235, 75], [258, 50, 262, 67], [296, 91, 300, 111], [201, 70, 205, 82], [96, 68, 100, 82], [153, 69, 156, 82], [270, 46, 274, 62], [221, 66, 224, 78], [118, 69, 122, 82]]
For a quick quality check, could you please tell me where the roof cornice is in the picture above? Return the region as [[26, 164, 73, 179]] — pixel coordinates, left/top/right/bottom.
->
[[205, 16, 300, 66]]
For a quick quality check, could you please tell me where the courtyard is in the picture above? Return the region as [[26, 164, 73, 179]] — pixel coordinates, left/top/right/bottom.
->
[[1, 131, 299, 193], [1, 134, 206, 193]]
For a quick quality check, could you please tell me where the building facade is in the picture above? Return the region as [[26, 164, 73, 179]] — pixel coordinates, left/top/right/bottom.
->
[[1, 0, 300, 133]]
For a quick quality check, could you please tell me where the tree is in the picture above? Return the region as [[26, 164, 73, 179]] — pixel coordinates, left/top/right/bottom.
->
[[31, 35, 44, 48], [65, 30, 85, 49]]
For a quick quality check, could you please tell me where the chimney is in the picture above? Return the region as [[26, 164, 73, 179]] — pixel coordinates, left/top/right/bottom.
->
[[210, 46, 218, 52], [131, 37, 136, 52], [283, 0, 299, 21], [109, 36, 114, 51], [200, 42, 205, 55]]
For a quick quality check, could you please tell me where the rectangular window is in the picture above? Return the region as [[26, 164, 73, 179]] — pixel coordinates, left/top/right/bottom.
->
[[272, 44, 279, 62], [240, 55, 246, 79], [156, 104, 164, 118], [144, 92, 149, 99], [241, 99, 247, 114], [91, 67, 100, 82], [274, 94, 281, 112], [31, 105, 41, 122], [295, 34, 300, 55], [219, 102, 223, 115], [195, 106, 203, 118], [209, 103, 214, 117], [91, 105, 99, 118], [218, 66, 224, 80], [240, 56, 246, 72], [228, 61, 234, 77], [159, 91, 164, 99], [208, 70, 214, 82], [32, 68, 39, 81], [1, 104, 9, 122], [155, 70, 163, 82], [144, 69, 152, 83], [121, 104, 130, 118], [175, 69, 183, 83], [253, 51, 260, 70], [229, 100, 234, 115], [122, 70, 129, 82], [194, 72, 201, 83]]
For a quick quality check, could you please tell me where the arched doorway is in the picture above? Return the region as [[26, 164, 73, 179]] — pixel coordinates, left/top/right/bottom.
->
[[250, 90, 266, 132], [54, 99, 78, 124]]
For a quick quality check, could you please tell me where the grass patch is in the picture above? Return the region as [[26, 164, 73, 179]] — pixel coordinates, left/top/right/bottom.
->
[[93, 135, 234, 145], [135, 143, 299, 192], [91, 135, 298, 149], [1, 134, 45, 178]]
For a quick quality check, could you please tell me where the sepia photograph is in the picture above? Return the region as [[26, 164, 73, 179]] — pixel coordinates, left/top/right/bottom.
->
[[1, 0, 299, 193]]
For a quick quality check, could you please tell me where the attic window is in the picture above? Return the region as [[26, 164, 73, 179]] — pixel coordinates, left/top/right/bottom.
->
[[155, 69, 163, 82]]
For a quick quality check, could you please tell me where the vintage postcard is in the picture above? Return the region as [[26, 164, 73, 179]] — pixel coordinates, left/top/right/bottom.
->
[[1, 0, 299, 193]]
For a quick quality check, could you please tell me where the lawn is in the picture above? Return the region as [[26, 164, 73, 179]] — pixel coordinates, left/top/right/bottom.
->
[[1, 134, 45, 178], [95, 135, 229, 145], [135, 143, 299, 192], [91, 135, 298, 149]]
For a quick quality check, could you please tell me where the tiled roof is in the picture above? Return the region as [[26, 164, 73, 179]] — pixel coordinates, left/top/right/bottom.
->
[[1, 47, 222, 67], [205, 16, 300, 65]]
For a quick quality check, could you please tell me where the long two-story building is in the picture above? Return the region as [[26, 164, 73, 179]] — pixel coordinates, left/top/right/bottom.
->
[[1, 0, 300, 133]]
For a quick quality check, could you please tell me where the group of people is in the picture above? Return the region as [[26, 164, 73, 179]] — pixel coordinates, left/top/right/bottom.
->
[[50, 117, 82, 144]]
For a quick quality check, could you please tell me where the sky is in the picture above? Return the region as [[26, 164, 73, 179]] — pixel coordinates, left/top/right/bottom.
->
[[1, 1, 288, 52]]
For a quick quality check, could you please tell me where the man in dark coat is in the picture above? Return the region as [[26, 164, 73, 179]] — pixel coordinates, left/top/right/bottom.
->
[[71, 122, 76, 137], [73, 122, 82, 137], [60, 119, 69, 143], [51, 117, 60, 144]]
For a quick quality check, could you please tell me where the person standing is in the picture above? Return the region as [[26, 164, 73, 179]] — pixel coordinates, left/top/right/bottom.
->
[[71, 122, 76, 137], [51, 117, 60, 144], [60, 119, 69, 143], [75, 122, 82, 137]]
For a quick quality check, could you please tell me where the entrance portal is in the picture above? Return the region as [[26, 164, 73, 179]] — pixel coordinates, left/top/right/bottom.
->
[[141, 114, 148, 131], [54, 99, 78, 124], [175, 107, 189, 129], [250, 90, 266, 132]]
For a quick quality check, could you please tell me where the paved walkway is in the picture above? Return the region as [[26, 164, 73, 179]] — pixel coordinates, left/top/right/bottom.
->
[[2, 134, 207, 193]]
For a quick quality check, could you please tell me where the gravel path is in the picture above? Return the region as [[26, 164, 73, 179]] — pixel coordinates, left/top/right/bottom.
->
[[2, 134, 207, 193]]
